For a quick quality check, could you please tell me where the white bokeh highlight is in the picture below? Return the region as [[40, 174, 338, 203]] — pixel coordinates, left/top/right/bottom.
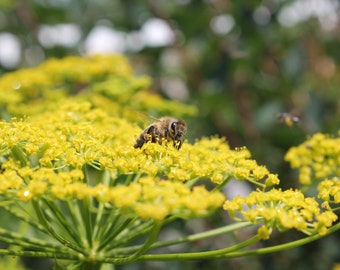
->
[[0, 32, 21, 69], [38, 23, 82, 48]]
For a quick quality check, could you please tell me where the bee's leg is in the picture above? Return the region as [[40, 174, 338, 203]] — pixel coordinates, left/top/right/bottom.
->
[[134, 126, 154, 148], [146, 126, 159, 144], [162, 128, 170, 145], [143, 133, 152, 141], [148, 127, 161, 144], [164, 129, 169, 138], [174, 139, 183, 149]]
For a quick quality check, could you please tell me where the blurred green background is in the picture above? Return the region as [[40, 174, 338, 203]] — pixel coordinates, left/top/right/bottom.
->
[[0, 0, 340, 269]]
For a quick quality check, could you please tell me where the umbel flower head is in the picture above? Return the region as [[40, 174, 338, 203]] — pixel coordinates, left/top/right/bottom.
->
[[0, 55, 337, 267], [223, 132, 340, 239], [0, 100, 272, 220], [285, 133, 340, 185], [223, 188, 337, 238], [285, 132, 340, 215]]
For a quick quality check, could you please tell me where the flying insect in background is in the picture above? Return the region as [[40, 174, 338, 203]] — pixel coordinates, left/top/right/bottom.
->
[[277, 112, 300, 127]]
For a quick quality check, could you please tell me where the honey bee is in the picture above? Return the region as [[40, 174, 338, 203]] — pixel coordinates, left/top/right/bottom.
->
[[134, 117, 187, 149], [277, 112, 300, 127]]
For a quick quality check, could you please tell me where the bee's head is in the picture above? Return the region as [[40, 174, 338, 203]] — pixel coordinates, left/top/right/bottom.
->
[[170, 120, 187, 140]]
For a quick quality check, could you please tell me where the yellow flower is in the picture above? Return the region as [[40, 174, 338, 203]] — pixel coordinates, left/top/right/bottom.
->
[[211, 172, 224, 183], [265, 174, 280, 186], [257, 225, 271, 240], [135, 203, 169, 220], [223, 188, 335, 235], [253, 166, 269, 180], [313, 211, 338, 235], [27, 180, 48, 196], [285, 132, 340, 185], [110, 184, 142, 208], [234, 167, 250, 180], [0, 171, 23, 192], [317, 177, 340, 206]]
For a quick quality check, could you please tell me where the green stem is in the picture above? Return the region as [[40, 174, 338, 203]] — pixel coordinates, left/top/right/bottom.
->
[[66, 199, 89, 245], [247, 177, 266, 189], [0, 249, 79, 260], [95, 212, 122, 250], [1, 203, 50, 235], [92, 170, 111, 242], [124, 173, 134, 185], [0, 228, 69, 253], [126, 235, 260, 262], [78, 198, 94, 247], [138, 222, 340, 261], [132, 172, 142, 183], [103, 221, 162, 264], [97, 217, 137, 251], [219, 222, 340, 258], [112, 221, 253, 255], [184, 177, 200, 188], [92, 200, 106, 242], [43, 199, 82, 244], [10, 146, 27, 167], [212, 175, 232, 192], [151, 221, 253, 250], [109, 219, 154, 248], [32, 200, 85, 254]]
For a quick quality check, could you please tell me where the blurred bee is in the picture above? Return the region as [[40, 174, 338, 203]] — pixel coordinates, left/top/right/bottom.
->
[[134, 116, 187, 149], [277, 112, 300, 127]]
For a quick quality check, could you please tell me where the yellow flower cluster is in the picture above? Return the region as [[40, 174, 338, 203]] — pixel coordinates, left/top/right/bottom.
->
[[0, 54, 196, 119], [318, 178, 340, 204], [285, 132, 340, 211], [0, 55, 130, 111], [5, 159, 225, 219], [98, 177, 225, 220], [0, 97, 278, 220], [0, 55, 311, 228], [223, 188, 338, 238], [285, 133, 340, 185]]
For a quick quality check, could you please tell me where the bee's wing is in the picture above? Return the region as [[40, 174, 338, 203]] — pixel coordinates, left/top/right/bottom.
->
[[135, 110, 160, 121], [124, 108, 161, 124]]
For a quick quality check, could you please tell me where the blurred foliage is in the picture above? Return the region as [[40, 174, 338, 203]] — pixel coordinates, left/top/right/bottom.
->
[[1, 1, 340, 269]]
